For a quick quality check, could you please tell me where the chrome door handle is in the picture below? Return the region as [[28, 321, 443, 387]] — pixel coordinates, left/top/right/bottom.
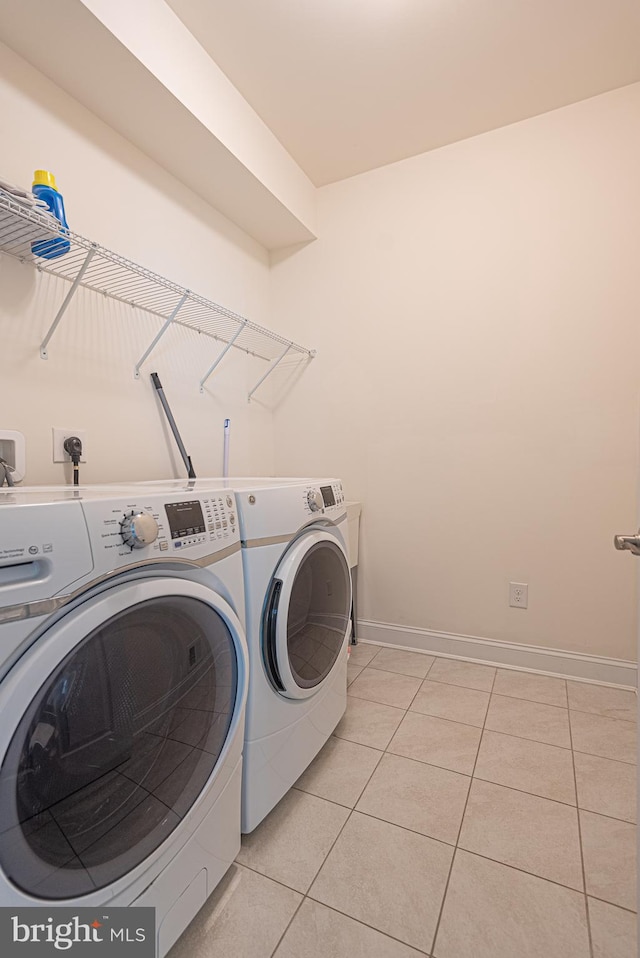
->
[[614, 532, 640, 556]]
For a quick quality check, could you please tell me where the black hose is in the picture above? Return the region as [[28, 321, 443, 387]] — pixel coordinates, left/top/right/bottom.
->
[[151, 372, 196, 479]]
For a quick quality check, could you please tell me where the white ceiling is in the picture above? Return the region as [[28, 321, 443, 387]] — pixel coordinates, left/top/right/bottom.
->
[[167, 0, 640, 186]]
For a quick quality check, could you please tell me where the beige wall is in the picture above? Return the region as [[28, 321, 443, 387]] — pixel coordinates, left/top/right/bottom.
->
[[2, 41, 638, 663], [0, 42, 276, 483], [272, 84, 640, 662]]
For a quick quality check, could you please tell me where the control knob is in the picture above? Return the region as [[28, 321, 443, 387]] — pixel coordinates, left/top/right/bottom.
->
[[120, 512, 159, 549], [307, 489, 323, 513]]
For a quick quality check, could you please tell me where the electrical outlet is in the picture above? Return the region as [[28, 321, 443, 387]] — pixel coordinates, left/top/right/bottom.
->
[[52, 428, 87, 463], [509, 582, 528, 609]]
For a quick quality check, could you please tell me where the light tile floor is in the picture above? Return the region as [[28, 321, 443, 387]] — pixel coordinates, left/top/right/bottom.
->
[[169, 645, 638, 958]]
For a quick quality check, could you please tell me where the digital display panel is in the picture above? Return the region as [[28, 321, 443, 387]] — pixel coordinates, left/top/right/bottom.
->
[[165, 500, 206, 539], [320, 485, 336, 507]]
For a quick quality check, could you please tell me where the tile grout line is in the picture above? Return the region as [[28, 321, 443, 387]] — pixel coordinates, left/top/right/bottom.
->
[[244, 804, 365, 958], [566, 706, 637, 723], [326, 679, 445, 953], [242, 653, 386, 958], [427, 662, 498, 956], [308, 763, 575, 812], [567, 703, 596, 958], [343, 693, 405, 714], [302, 896, 432, 956], [582, 892, 638, 917], [570, 746, 636, 767], [347, 693, 485, 730], [471, 774, 636, 824], [439, 846, 612, 901], [350, 665, 436, 682], [269, 885, 307, 958], [405, 658, 438, 711], [234, 859, 303, 896], [262, 723, 438, 957], [267, 893, 305, 958], [301, 721, 438, 955], [300, 660, 443, 951], [563, 805, 637, 828], [431, 845, 587, 897], [268, 677, 398, 958]]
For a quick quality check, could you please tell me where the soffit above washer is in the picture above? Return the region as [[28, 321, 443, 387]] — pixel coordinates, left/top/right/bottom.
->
[[0, 0, 317, 250], [167, 0, 640, 186]]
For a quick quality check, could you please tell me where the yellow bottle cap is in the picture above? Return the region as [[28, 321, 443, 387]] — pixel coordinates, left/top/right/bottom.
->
[[33, 170, 58, 191]]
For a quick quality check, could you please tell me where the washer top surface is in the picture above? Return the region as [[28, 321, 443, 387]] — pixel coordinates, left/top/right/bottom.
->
[[0, 484, 145, 504], [125, 476, 328, 491], [0, 481, 237, 503]]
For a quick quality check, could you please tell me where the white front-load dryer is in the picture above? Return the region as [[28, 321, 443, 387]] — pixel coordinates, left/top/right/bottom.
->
[[112, 477, 352, 834], [0, 485, 248, 958], [232, 477, 351, 833]]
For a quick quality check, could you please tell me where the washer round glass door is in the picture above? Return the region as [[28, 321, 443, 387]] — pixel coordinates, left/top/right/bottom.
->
[[263, 529, 351, 700], [0, 577, 245, 901]]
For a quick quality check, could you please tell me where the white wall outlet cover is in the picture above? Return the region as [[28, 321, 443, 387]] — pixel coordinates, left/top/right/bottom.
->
[[52, 428, 87, 463], [509, 582, 529, 609], [0, 429, 26, 482]]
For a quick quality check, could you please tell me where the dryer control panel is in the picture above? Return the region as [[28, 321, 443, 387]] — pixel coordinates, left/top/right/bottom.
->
[[304, 480, 345, 516]]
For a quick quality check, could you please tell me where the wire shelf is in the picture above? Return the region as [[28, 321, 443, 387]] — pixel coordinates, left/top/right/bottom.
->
[[0, 189, 314, 395]]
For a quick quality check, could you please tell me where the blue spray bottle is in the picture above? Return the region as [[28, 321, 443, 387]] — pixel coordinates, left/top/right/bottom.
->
[[31, 170, 70, 259]]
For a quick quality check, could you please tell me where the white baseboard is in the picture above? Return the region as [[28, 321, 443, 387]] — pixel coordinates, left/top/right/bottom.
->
[[357, 620, 637, 689]]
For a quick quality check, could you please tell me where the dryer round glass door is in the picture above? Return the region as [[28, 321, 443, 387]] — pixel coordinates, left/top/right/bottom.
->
[[263, 529, 351, 700], [0, 578, 245, 901]]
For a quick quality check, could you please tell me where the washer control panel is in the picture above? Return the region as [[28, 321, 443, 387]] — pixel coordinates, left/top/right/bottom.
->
[[84, 491, 238, 567], [166, 495, 236, 552]]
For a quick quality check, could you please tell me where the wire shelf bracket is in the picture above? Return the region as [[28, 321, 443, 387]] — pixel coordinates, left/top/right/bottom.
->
[[39, 246, 96, 359], [248, 344, 291, 402], [199, 323, 246, 393], [134, 292, 189, 379]]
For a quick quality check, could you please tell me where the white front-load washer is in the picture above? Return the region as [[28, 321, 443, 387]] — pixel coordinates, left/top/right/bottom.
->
[[0, 484, 248, 958]]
